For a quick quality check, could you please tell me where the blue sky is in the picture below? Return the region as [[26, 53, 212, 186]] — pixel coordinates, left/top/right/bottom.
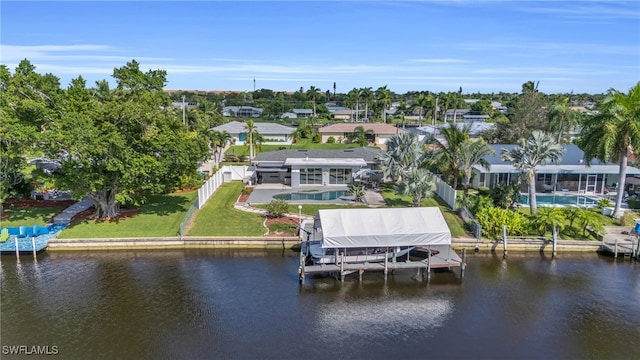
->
[[2, 1, 639, 94]]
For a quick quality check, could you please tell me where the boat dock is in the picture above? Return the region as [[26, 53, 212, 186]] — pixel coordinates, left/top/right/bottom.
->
[[298, 244, 466, 283], [598, 239, 639, 258]]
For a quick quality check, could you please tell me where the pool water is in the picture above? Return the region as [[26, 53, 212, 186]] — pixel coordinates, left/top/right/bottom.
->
[[274, 190, 348, 201], [520, 194, 597, 206]]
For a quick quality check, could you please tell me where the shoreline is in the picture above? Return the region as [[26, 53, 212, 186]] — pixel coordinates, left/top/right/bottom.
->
[[43, 236, 603, 253]]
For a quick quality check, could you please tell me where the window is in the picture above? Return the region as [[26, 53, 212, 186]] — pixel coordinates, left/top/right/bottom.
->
[[300, 168, 322, 185], [329, 168, 350, 184]]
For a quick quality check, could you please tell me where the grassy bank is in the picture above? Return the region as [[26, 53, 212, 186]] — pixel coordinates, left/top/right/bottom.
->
[[57, 191, 197, 238], [187, 182, 265, 236], [1, 204, 68, 228]]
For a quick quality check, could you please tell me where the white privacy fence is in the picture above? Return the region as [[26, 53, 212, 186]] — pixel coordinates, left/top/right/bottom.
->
[[435, 175, 457, 209], [197, 165, 252, 208]]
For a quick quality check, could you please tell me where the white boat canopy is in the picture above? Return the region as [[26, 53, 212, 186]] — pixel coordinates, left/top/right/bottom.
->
[[317, 207, 451, 249]]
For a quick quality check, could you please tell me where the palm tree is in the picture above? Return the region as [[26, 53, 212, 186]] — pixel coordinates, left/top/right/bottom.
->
[[306, 86, 320, 119], [396, 168, 437, 207], [501, 131, 564, 215], [577, 82, 640, 218], [376, 85, 392, 123], [530, 207, 565, 236], [458, 138, 494, 195], [209, 130, 233, 164], [360, 87, 373, 120], [377, 132, 424, 182], [548, 96, 582, 143], [345, 88, 361, 122], [411, 93, 430, 126], [244, 119, 258, 160], [429, 124, 471, 190], [348, 184, 366, 203]]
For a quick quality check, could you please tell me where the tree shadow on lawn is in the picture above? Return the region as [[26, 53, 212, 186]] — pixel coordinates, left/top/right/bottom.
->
[[137, 194, 193, 217]]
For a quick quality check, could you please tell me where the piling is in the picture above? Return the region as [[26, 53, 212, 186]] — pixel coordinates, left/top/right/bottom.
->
[[552, 226, 558, 257], [14, 236, 19, 260], [32, 236, 37, 257], [427, 246, 432, 280], [461, 248, 467, 280], [502, 225, 508, 257], [614, 239, 618, 258]]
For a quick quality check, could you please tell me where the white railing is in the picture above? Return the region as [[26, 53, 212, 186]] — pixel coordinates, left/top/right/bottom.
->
[[197, 165, 252, 208], [435, 175, 457, 209]]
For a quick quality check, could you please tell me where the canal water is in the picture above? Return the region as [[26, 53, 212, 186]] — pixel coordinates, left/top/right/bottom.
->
[[1, 250, 638, 359]]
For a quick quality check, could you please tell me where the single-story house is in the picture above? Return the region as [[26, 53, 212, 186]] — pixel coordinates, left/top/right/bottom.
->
[[210, 121, 296, 144], [472, 144, 640, 194], [318, 123, 403, 146], [222, 106, 263, 118], [250, 147, 383, 186], [292, 109, 313, 118], [442, 122, 496, 136], [331, 109, 355, 121]]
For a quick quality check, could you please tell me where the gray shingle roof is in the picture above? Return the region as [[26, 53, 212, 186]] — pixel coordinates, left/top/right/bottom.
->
[[253, 147, 383, 163]]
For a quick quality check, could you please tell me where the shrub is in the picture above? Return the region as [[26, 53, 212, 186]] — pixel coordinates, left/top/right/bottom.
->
[[312, 132, 322, 143], [476, 206, 529, 239], [264, 199, 289, 218], [241, 186, 254, 195], [326, 136, 336, 144], [597, 198, 613, 208], [226, 154, 239, 162]]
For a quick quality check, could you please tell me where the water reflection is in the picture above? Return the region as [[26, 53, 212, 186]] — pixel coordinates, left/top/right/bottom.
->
[[1, 250, 638, 360]]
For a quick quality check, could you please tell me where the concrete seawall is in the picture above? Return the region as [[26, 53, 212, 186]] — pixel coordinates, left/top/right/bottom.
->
[[48, 236, 301, 251], [48, 236, 602, 253]]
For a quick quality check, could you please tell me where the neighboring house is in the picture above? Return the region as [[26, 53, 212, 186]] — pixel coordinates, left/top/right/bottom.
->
[[318, 123, 403, 146], [292, 109, 313, 118], [444, 109, 489, 122], [281, 112, 297, 119], [472, 144, 640, 194], [251, 148, 383, 186], [210, 121, 295, 144], [222, 106, 263, 117], [442, 122, 496, 136], [331, 109, 355, 121]]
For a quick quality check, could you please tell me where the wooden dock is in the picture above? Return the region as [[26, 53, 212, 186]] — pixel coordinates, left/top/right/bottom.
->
[[298, 245, 465, 283], [598, 238, 639, 259]]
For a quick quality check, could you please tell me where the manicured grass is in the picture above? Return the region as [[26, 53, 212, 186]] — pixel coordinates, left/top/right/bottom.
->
[[1, 205, 67, 227], [57, 191, 197, 238], [187, 181, 266, 236], [253, 203, 369, 217]]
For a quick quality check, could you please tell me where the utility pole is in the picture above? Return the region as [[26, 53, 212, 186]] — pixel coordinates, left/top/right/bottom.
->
[[433, 95, 438, 128], [253, 76, 256, 92], [182, 95, 186, 127]]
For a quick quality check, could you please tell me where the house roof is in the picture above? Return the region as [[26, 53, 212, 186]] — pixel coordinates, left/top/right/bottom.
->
[[476, 144, 640, 175], [211, 121, 295, 135], [318, 123, 403, 135], [252, 147, 383, 164]]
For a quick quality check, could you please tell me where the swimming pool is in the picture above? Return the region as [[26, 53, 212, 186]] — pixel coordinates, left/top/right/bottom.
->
[[273, 190, 348, 201], [519, 194, 597, 206]]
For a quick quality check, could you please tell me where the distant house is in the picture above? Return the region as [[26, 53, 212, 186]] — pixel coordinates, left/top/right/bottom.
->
[[472, 144, 640, 194], [318, 123, 402, 146], [331, 109, 355, 121], [442, 122, 496, 136], [444, 109, 489, 122], [210, 121, 295, 144], [292, 109, 313, 118], [222, 106, 263, 118], [281, 112, 298, 119]]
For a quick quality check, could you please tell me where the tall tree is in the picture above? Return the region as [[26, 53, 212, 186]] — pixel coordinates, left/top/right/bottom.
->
[[577, 82, 640, 218], [306, 86, 320, 119], [244, 119, 258, 160], [429, 124, 472, 190], [48, 61, 209, 219], [376, 85, 392, 123], [500, 131, 564, 215], [360, 87, 373, 120], [458, 138, 495, 195], [547, 96, 582, 143], [345, 88, 361, 122], [209, 130, 233, 165]]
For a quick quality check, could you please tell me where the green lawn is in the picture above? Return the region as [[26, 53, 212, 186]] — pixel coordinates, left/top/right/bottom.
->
[[187, 181, 266, 236], [1, 204, 67, 228], [57, 191, 197, 238]]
